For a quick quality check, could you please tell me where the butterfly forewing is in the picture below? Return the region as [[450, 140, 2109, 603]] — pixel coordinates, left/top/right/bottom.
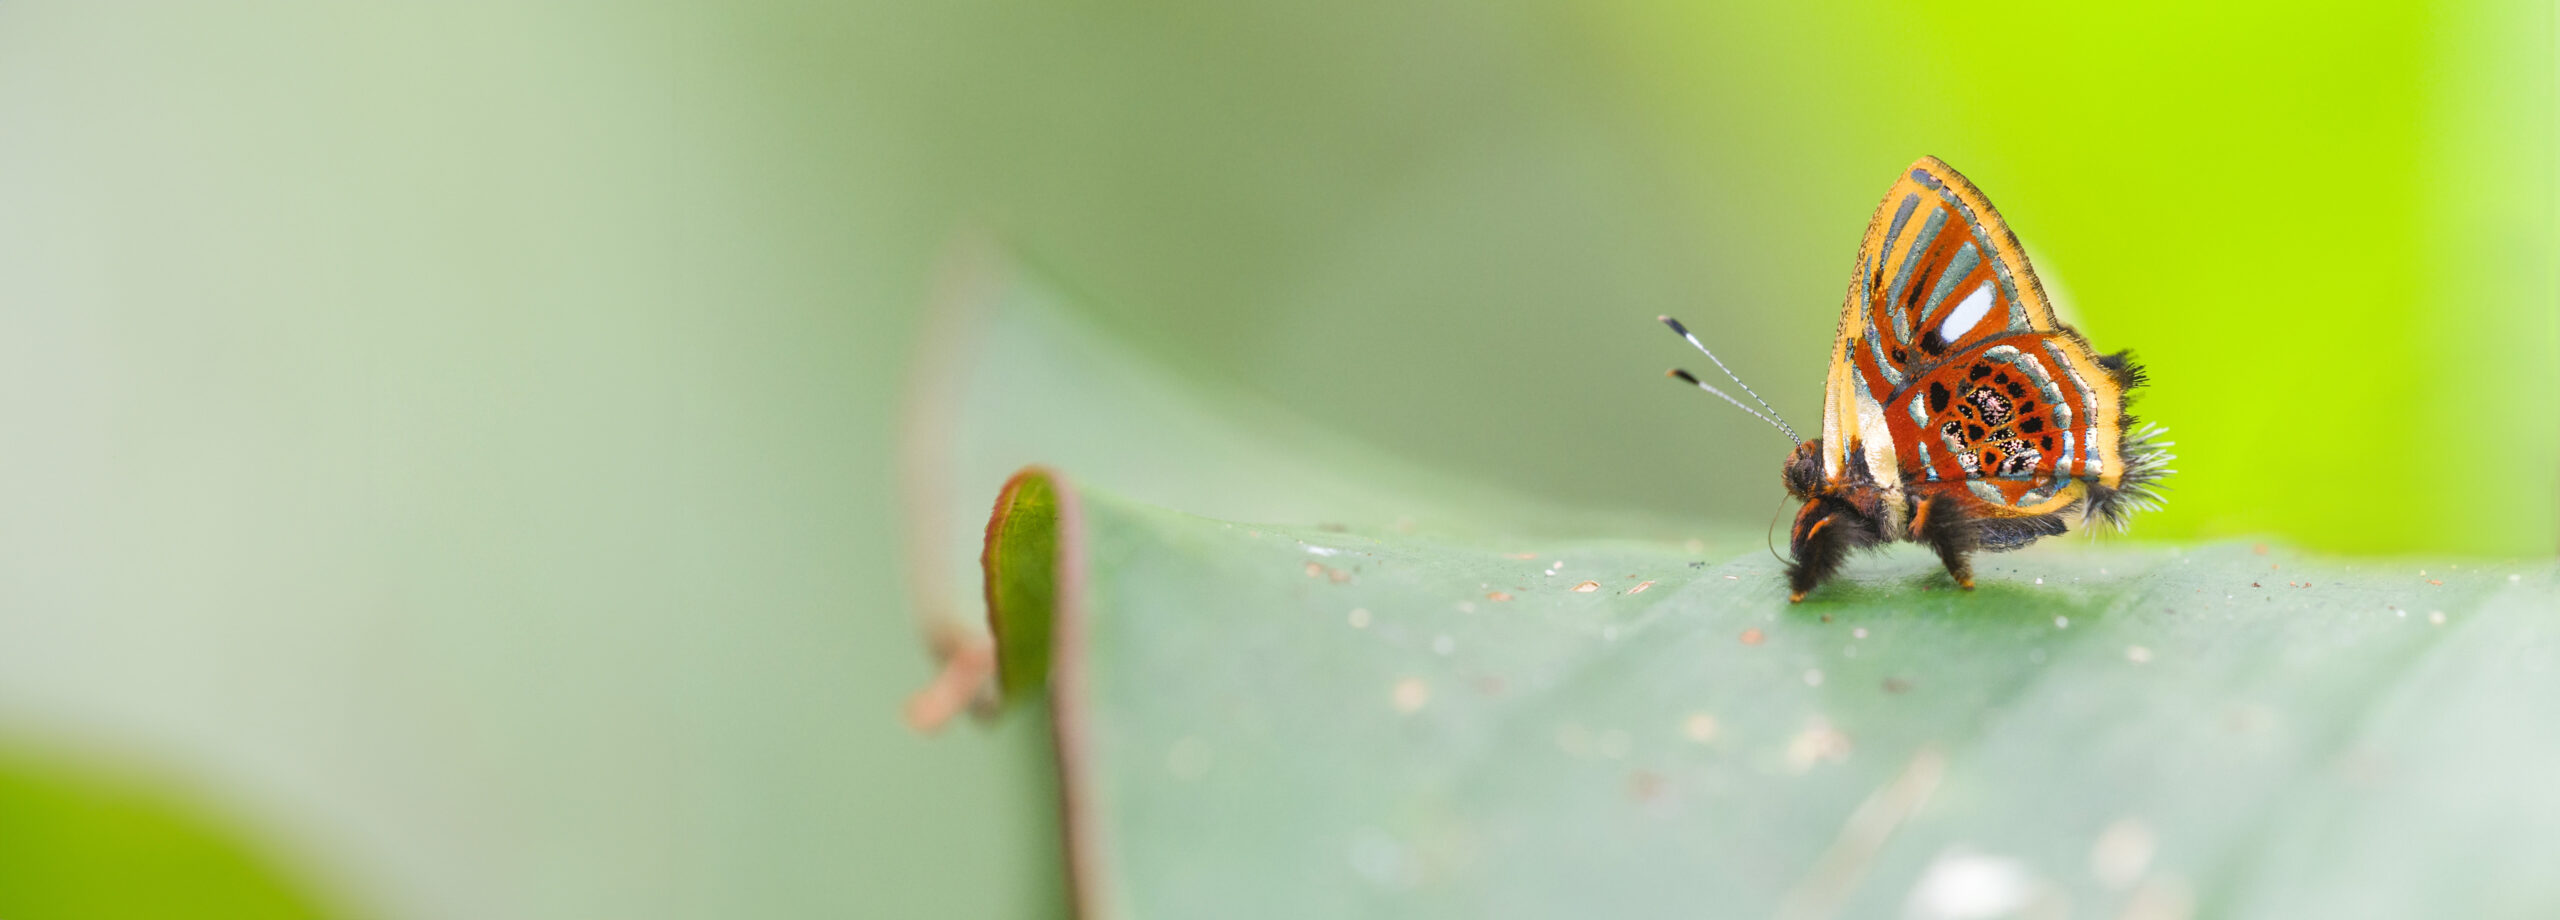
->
[[1825, 157, 2126, 517], [1850, 159, 2061, 386]]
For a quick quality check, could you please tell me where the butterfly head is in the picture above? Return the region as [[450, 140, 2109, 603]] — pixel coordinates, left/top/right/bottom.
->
[[1781, 442, 1895, 591], [1780, 438, 1825, 501]]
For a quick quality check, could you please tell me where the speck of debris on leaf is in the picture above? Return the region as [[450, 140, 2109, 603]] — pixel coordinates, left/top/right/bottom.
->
[[1739, 627, 1766, 646], [2126, 645, 2154, 664], [1486, 591, 1513, 602], [1456, 601, 1476, 613], [1683, 712, 1719, 742], [1783, 720, 1852, 772], [2055, 616, 2070, 629], [1724, 574, 1741, 581], [1883, 677, 1913, 693], [1853, 627, 1869, 639], [1347, 608, 1372, 629], [1688, 561, 1707, 569], [2429, 611, 2447, 626], [2034, 577, 2044, 585], [2091, 817, 2158, 890], [1572, 580, 1601, 592], [1629, 770, 1667, 802], [1555, 723, 1592, 757], [1391, 678, 1429, 713], [2512, 573, 2523, 583], [2427, 579, 2443, 586], [1626, 580, 1656, 595], [1503, 552, 1537, 560], [1347, 827, 1415, 888], [1909, 850, 2035, 920], [2119, 876, 2197, 920], [2338, 747, 2393, 787], [2253, 543, 2269, 555], [2224, 704, 2275, 734], [1803, 668, 1825, 687]]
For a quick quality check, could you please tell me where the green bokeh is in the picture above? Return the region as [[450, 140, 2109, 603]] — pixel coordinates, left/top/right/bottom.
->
[[835, 0, 2554, 556], [0, 744, 340, 918], [0, 1, 2545, 917]]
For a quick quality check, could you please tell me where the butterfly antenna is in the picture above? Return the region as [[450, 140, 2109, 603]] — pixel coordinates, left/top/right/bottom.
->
[[1666, 369, 1798, 445], [1659, 316, 1802, 444]]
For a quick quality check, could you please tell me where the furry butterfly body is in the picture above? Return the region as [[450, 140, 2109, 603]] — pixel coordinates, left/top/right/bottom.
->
[[1664, 157, 2172, 601]]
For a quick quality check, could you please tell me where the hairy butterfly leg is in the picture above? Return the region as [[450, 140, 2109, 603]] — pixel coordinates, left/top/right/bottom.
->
[[1786, 507, 1848, 602], [1787, 493, 1889, 602], [1909, 490, 1979, 590]]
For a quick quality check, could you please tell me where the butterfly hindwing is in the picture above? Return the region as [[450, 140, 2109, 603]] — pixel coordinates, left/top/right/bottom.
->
[[1884, 332, 2126, 516]]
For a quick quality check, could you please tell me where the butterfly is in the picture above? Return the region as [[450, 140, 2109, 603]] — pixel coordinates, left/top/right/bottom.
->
[[1660, 156, 2173, 601]]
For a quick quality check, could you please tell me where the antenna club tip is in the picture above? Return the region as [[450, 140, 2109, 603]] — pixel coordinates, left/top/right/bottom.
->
[[1657, 315, 1688, 334], [1666, 368, 1700, 384]]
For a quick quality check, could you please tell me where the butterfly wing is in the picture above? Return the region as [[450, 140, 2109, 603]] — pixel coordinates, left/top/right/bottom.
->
[[1822, 157, 2126, 517], [1883, 333, 2126, 515]]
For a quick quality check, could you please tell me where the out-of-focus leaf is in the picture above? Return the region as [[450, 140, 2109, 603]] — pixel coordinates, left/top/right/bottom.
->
[[0, 744, 343, 919], [906, 248, 1713, 674], [982, 472, 2559, 919], [985, 470, 1064, 701]]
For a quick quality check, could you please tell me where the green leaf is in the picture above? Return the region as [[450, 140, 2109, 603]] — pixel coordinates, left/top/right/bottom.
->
[[985, 475, 2559, 918], [986, 469, 1066, 702], [0, 745, 344, 919], [930, 258, 2560, 917]]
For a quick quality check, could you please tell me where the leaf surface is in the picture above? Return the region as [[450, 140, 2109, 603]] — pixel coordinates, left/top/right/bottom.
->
[[986, 469, 2560, 919]]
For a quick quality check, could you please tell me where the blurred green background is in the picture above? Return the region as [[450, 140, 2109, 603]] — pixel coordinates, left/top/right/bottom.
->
[[0, 1, 2547, 917]]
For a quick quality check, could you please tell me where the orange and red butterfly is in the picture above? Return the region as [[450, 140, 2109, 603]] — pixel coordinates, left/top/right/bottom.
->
[[1661, 156, 2172, 601]]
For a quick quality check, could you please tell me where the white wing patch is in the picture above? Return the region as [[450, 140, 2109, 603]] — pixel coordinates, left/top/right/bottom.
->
[[1938, 283, 1995, 343]]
